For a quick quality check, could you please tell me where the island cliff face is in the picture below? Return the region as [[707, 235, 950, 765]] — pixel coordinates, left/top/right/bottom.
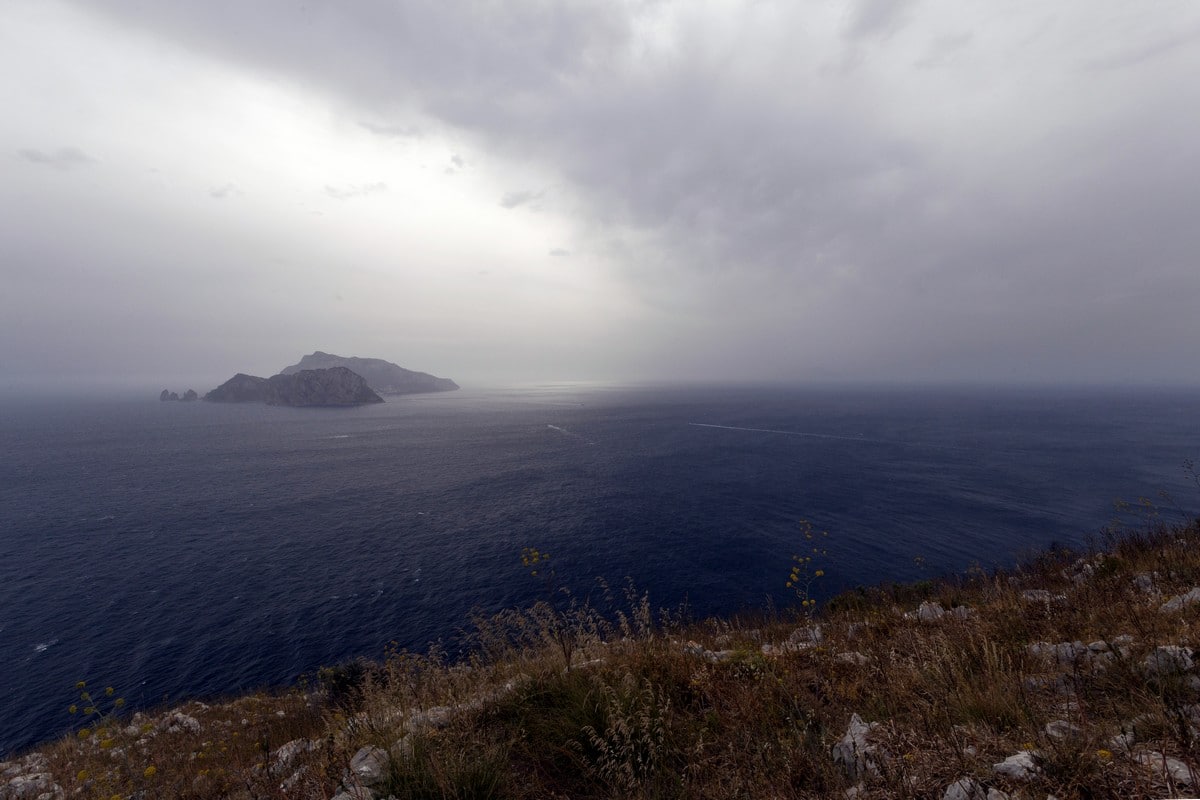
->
[[280, 351, 458, 395], [204, 368, 383, 407], [265, 367, 383, 406], [204, 373, 269, 403]]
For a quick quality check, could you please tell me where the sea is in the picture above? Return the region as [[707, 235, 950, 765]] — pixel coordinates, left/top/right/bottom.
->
[[2, 383, 1199, 756]]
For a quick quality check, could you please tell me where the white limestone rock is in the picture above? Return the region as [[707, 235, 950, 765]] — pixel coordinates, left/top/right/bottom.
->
[[1160, 587, 1200, 613], [161, 711, 201, 734], [682, 641, 736, 663], [1136, 750, 1196, 786], [390, 734, 414, 762], [832, 713, 886, 780], [942, 777, 987, 800], [1133, 572, 1160, 594], [1110, 731, 1136, 752], [789, 625, 824, 644], [993, 751, 1040, 781], [917, 601, 946, 622], [331, 789, 375, 800], [1142, 645, 1194, 677], [1029, 641, 1089, 666], [409, 705, 452, 729], [272, 738, 314, 772], [349, 745, 391, 787], [1044, 719, 1082, 739], [5, 773, 54, 800]]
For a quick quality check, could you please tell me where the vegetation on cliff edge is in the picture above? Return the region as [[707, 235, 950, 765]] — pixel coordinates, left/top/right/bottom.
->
[[5, 516, 1200, 799]]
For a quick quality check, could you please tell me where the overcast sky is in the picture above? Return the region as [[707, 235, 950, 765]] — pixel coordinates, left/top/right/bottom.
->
[[3, 1, 1199, 389]]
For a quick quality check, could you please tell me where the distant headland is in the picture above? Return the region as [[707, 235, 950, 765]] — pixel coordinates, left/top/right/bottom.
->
[[187, 352, 458, 407], [204, 367, 383, 406], [279, 351, 459, 395]]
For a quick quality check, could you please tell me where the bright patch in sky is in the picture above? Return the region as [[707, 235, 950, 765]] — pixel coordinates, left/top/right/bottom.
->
[[3, 0, 1200, 387]]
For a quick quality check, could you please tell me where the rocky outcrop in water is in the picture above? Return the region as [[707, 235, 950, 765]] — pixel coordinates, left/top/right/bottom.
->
[[204, 373, 269, 403], [204, 368, 383, 407], [160, 389, 198, 401], [265, 367, 383, 407], [280, 351, 458, 395]]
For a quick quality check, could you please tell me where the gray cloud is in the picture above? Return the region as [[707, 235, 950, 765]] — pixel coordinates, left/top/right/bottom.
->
[[358, 121, 422, 138], [209, 183, 241, 199], [914, 32, 973, 68], [499, 189, 544, 209], [324, 182, 387, 200], [18, 1, 1200, 384], [1085, 24, 1200, 71], [843, 0, 917, 40], [19, 147, 94, 169]]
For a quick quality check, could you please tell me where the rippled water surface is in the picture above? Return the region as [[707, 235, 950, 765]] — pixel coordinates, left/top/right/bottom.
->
[[2, 384, 1199, 754]]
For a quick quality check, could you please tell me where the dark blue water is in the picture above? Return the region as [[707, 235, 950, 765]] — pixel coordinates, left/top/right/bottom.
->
[[2, 384, 1198, 755]]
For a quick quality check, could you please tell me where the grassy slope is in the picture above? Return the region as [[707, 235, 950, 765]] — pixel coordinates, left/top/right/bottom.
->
[[6, 520, 1200, 799]]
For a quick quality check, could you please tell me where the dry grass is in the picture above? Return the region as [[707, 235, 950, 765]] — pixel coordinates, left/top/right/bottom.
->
[[5, 519, 1200, 799]]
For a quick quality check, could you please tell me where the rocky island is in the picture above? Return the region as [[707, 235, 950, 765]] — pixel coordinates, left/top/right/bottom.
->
[[159, 389, 198, 401], [204, 367, 383, 407], [280, 351, 458, 395], [190, 352, 456, 407]]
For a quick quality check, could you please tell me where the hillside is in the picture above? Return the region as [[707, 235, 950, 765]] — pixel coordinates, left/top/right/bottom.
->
[[280, 352, 458, 395], [5, 521, 1199, 799], [204, 368, 384, 407]]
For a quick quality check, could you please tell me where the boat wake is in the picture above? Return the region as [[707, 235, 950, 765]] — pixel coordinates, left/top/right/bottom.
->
[[547, 424, 595, 445]]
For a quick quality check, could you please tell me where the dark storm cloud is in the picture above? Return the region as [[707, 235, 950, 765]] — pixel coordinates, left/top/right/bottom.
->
[[57, 0, 1200, 382], [19, 147, 94, 169]]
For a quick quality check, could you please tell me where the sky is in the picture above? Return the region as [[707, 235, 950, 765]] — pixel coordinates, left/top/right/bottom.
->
[[3, 1, 1200, 390]]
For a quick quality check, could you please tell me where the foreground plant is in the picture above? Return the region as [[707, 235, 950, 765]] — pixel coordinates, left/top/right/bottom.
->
[[6, 518, 1199, 799]]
